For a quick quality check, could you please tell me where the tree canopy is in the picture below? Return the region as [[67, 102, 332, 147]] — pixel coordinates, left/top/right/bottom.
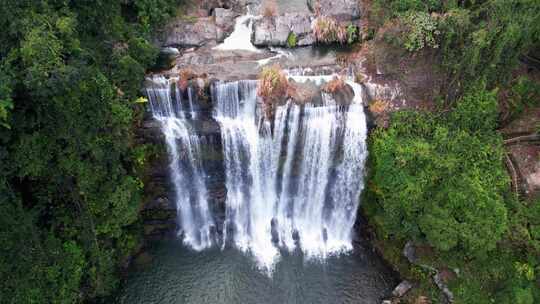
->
[[0, 1, 181, 302]]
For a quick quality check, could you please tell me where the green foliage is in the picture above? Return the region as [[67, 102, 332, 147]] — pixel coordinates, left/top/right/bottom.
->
[[286, 32, 297, 48], [402, 11, 440, 52], [371, 86, 508, 255], [449, 84, 499, 133], [383, 0, 443, 14], [368, 84, 540, 302], [438, 0, 540, 88], [0, 198, 86, 304], [507, 76, 540, 119], [448, 243, 539, 303], [367, 1, 540, 302], [134, 0, 183, 32], [0, 70, 13, 129], [375, 0, 540, 93], [346, 24, 358, 44], [0, 0, 179, 302]]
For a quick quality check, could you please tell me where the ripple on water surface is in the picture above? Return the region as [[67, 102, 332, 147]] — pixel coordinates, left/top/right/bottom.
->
[[118, 241, 397, 304]]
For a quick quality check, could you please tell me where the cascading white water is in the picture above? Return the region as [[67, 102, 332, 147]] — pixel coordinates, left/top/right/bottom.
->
[[146, 76, 215, 251], [214, 15, 260, 52], [213, 77, 368, 270]]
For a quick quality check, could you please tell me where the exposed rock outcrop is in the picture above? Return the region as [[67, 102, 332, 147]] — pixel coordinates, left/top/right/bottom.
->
[[159, 17, 219, 48], [350, 21, 444, 127], [401, 242, 456, 303], [288, 80, 321, 105], [252, 14, 315, 47], [154, 47, 180, 70], [215, 8, 238, 42]]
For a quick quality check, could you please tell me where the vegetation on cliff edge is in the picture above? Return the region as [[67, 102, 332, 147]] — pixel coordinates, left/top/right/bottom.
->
[[0, 0, 181, 302]]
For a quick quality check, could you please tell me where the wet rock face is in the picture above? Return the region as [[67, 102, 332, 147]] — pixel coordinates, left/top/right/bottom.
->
[[252, 14, 315, 47]]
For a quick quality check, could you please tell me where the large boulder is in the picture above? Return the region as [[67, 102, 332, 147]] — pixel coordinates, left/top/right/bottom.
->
[[288, 78, 355, 106], [288, 80, 322, 105], [252, 14, 315, 47], [159, 17, 218, 47], [153, 47, 180, 70]]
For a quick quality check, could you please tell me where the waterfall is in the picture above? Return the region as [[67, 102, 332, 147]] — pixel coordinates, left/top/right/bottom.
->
[[146, 76, 215, 251], [214, 15, 260, 52], [213, 78, 368, 270]]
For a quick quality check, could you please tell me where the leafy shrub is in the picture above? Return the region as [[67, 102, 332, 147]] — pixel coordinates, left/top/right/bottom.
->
[[402, 11, 440, 51], [370, 87, 509, 255], [506, 76, 540, 119], [286, 32, 297, 48], [0, 70, 13, 129], [438, 1, 540, 88], [449, 84, 499, 133], [387, 0, 442, 14], [346, 24, 358, 44], [134, 0, 183, 31]]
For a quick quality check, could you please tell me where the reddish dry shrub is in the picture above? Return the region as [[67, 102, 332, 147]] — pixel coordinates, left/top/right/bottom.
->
[[257, 65, 289, 119], [369, 99, 389, 115], [322, 76, 346, 94], [261, 0, 278, 18], [178, 68, 196, 90], [313, 17, 347, 44]]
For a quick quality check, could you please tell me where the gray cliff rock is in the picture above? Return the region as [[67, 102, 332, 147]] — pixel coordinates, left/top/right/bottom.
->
[[252, 14, 315, 47]]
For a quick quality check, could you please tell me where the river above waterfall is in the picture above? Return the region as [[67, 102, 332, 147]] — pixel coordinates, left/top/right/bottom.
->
[[118, 238, 397, 304]]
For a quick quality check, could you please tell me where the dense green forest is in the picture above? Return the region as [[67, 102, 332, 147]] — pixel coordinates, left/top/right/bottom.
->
[[0, 1, 181, 302], [365, 0, 540, 302]]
